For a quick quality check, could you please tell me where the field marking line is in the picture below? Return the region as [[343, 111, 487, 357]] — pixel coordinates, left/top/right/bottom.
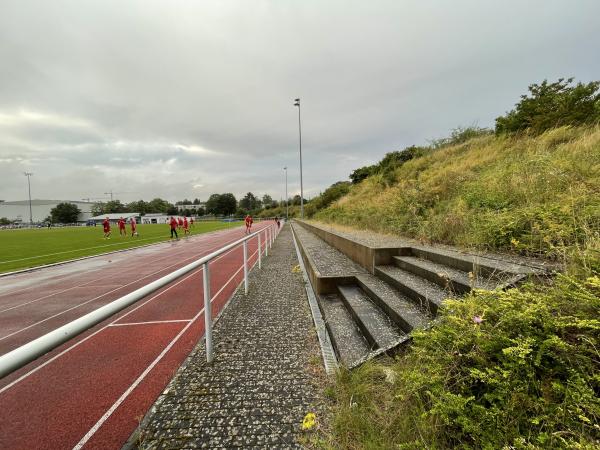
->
[[72, 247, 260, 450], [108, 320, 191, 327], [0, 236, 162, 264], [0, 229, 261, 339], [0, 283, 97, 314], [0, 238, 259, 395]]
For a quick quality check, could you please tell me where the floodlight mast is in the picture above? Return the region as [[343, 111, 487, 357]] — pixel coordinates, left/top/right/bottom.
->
[[24, 172, 33, 225], [293, 98, 303, 218], [283, 166, 289, 219]]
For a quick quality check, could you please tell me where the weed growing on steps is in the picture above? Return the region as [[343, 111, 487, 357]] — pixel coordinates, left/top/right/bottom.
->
[[322, 270, 600, 449]]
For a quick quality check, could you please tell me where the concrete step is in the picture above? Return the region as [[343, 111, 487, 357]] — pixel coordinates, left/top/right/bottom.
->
[[317, 293, 370, 367], [411, 246, 538, 281], [337, 285, 407, 351], [355, 274, 431, 332], [375, 265, 452, 315], [393, 255, 497, 294]]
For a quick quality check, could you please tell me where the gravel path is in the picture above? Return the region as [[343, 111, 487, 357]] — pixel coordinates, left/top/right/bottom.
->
[[132, 225, 324, 449]]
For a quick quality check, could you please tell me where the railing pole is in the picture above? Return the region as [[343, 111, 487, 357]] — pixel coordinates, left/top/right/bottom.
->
[[203, 262, 213, 363], [243, 240, 249, 295], [265, 229, 269, 257], [258, 233, 262, 269]]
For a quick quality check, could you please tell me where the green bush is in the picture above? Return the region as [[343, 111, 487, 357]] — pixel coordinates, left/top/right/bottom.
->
[[305, 182, 351, 217], [326, 274, 600, 449], [496, 78, 600, 135], [430, 125, 492, 148]]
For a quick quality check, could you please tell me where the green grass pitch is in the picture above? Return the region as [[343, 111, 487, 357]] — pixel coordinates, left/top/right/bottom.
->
[[0, 221, 240, 274]]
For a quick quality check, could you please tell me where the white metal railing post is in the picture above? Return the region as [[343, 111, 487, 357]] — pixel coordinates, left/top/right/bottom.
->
[[269, 226, 272, 248], [243, 240, 249, 294], [258, 233, 262, 269], [203, 262, 213, 363], [265, 229, 269, 257]]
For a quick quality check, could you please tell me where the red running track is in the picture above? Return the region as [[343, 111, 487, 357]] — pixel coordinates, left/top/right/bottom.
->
[[0, 222, 278, 450]]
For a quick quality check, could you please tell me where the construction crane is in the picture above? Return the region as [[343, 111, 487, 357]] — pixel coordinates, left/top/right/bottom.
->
[[81, 197, 109, 202], [103, 191, 138, 201]]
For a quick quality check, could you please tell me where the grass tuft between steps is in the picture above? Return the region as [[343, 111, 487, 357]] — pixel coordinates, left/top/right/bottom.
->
[[317, 252, 599, 449]]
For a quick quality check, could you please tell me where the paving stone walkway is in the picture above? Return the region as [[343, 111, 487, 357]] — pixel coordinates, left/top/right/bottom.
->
[[132, 225, 324, 449]]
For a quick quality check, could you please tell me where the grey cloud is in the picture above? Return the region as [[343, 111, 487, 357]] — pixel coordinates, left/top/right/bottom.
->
[[0, 0, 598, 203]]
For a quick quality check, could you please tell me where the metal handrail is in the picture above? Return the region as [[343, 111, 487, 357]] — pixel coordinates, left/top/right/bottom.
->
[[0, 221, 283, 379]]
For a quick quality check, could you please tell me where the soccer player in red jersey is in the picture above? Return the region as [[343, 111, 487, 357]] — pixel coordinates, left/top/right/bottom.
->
[[178, 217, 183, 229], [244, 214, 253, 234], [190, 217, 194, 228], [183, 217, 190, 236], [170, 217, 179, 239], [130, 216, 138, 237], [118, 217, 126, 236], [102, 217, 111, 239]]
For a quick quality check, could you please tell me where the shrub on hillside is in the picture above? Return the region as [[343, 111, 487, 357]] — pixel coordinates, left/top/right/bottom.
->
[[430, 125, 492, 148], [305, 181, 351, 217], [495, 78, 600, 135], [350, 145, 428, 186], [327, 273, 600, 449]]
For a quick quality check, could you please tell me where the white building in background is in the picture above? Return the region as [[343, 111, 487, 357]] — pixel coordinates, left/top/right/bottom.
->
[[0, 200, 94, 223], [141, 213, 185, 224], [175, 203, 206, 212]]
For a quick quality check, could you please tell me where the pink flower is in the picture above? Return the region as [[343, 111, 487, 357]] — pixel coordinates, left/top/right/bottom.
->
[[473, 315, 484, 324]]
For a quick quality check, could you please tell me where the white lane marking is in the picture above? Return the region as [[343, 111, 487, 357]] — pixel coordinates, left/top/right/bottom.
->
[[0, 283, 96, 314], [0, 239, 259, 395], [0, 236, 167, 264], [108, 320, 192, 327], [0, 228, 263, 337], [72, 248, 259, 450]]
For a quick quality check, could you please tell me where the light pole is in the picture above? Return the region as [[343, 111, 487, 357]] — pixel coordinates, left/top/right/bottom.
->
[[293, 98, 304, 218], [283, 166, 289, 219], [24, 172, 33, 225]]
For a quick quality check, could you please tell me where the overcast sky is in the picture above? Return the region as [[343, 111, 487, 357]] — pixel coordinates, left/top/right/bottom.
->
[[0, 0, 598, 204]]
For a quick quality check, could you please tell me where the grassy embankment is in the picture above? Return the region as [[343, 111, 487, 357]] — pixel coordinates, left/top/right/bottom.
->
[[0, 221, 237, 273], [311, 126, 599, 449]]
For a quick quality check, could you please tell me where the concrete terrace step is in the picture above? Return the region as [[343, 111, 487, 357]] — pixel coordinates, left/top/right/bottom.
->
[[375, 265, 452, 315], [355, 273, 431, 332], [393, 255, 497, 294], [337, 285, 407, 351], [318, 293, 370, 368], [411, 246, 539, 281]]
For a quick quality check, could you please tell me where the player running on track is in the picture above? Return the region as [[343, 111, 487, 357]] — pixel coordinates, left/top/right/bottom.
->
[[244, 214, 253, 234], [170, 216, 179, 239], [118, 217, 126, 236], [130, 216, 138, 237], [102, 217, 111, 239], [183, 217, 190, 236]]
